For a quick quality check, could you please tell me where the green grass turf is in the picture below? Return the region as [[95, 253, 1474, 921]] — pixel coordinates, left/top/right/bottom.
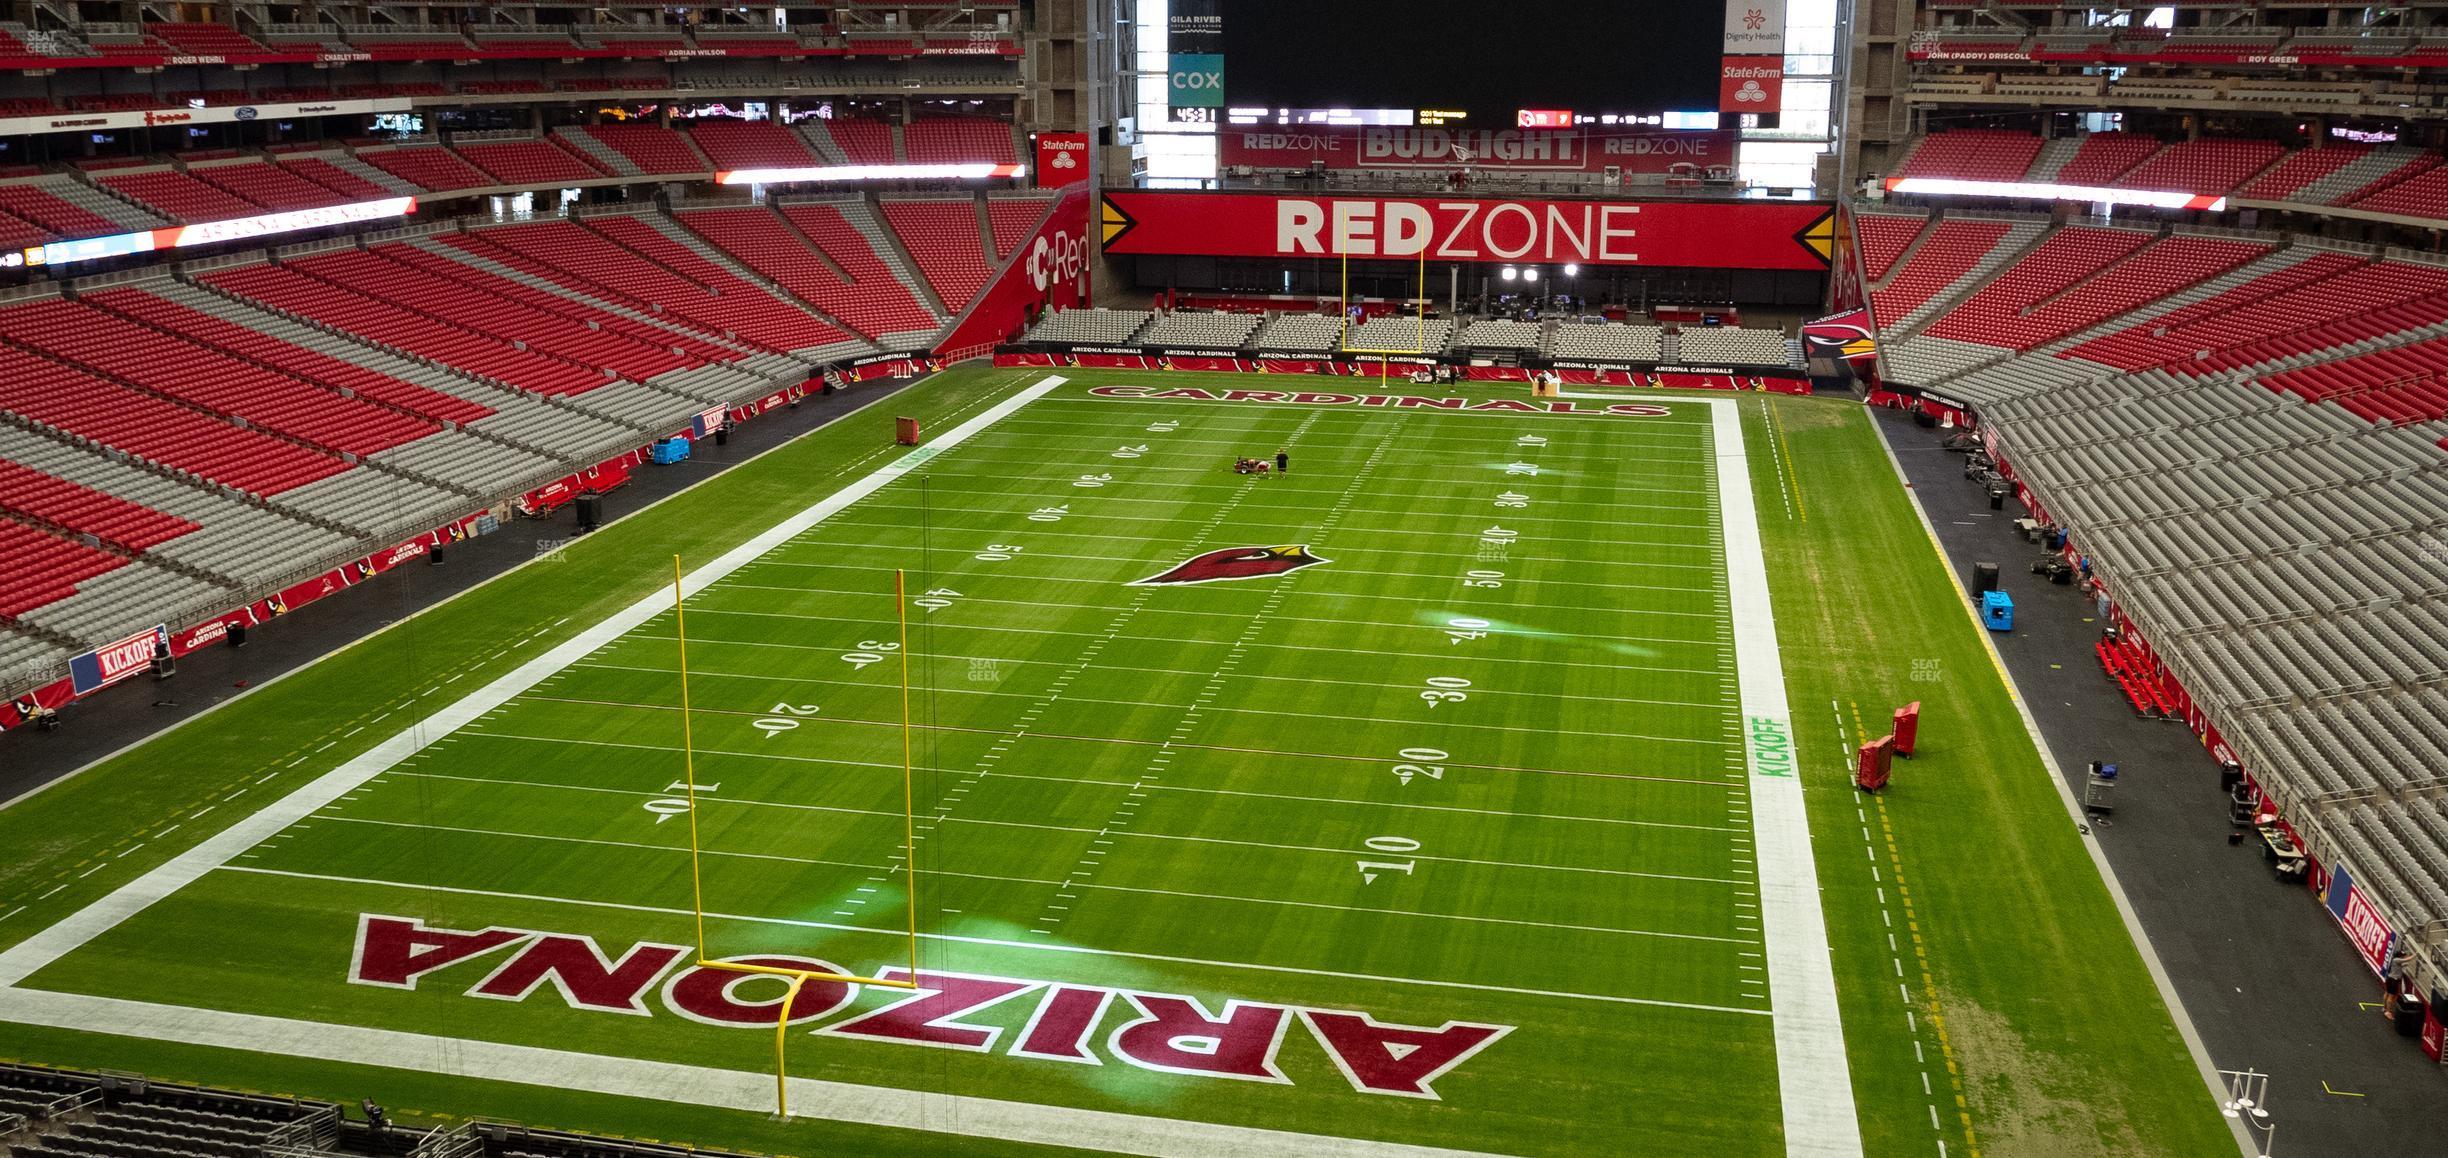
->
[[0, 367, 2231, 1156]]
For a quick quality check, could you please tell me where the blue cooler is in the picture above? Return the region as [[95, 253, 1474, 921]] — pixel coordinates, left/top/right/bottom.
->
[[1982, 590, 2014, 632]]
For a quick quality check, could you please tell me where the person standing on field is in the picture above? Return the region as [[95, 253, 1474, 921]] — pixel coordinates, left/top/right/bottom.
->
[[1276, 450, 1289, 475]]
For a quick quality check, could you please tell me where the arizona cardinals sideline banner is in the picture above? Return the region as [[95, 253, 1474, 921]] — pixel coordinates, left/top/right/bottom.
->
[[1219, 125, 1740, 176], [1099, 191, 1834, 271]]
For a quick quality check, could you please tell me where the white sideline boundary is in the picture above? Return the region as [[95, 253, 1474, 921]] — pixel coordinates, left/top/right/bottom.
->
[[1708, 398, 1864, 1157]]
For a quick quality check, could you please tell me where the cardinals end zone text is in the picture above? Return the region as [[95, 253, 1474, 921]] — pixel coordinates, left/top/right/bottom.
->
[[1086, 384, 1670, 417], [348, 914, 1511, 1100]]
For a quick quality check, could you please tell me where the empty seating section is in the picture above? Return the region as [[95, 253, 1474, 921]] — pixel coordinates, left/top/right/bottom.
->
[[85, 288, 495, 426], [905, 118, 1017, 165], [758, 204, 933, 336], [1345, 316, 1454, 354], [144, 21, 267, 55], [2263, 337, 2448, 425], [2051, 132, 2163, 185], [192, 161, 354, 212], [820, 118, 897, 165], [0, 343, 346, 495], [1946, 234, 2272, 353], [1452, 319, 1542, 352], [687, 120, 818, 170], [2066, 253, 2367, 370], [2112, 137, 2284, 193], [1854, 212, 1927, 281], [358, 146, 491, 192], [1677, 326, 1792, 365], [294, 247, 694, 384], [204, 262, 609, 397], [452, 217, 847, 353], [0, 519, 123, 619], [95, 169, 259, 222], [880, 200, 993, 310], [1924, 227, 2154, 347], [0, 460, 196, 551], [579, 124, 709, 176], [456, 138, 607, 186], [988, 197, 1049, 257], [2161, 261, 2448, 375], [2332, 150, 2441, 205], [1894, 130, 2042, 182], [2350, 164, 2448, 223], [1250, 313, 1342, 353], [1027, 309, 1152, 345], [0, 298, 440, 455], [280, 155, 401, 200], [1142, 311, 1263, 349], [1870, 219, 2012, 325], [1550, 322, 1663, 362], [2239, 145, 2368, 202], [0, 183, 121, 241]]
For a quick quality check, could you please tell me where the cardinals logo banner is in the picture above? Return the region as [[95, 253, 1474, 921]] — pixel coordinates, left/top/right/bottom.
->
[[1136, 545, 1328, 586], [1801, 308, 1879, 363]]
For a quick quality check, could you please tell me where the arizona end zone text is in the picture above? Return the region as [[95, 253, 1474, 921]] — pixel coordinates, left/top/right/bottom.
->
[[1086, 385, 1673, 416]]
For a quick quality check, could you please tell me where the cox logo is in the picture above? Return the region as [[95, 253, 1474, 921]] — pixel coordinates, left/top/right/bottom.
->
[[1171, 70, 1222, 91], [1028, 230, 1087, 293]]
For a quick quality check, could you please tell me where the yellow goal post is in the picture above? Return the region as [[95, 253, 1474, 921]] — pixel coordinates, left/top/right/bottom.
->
[[670, 556, 922, 1117], [1337, 246, 1435, 387]]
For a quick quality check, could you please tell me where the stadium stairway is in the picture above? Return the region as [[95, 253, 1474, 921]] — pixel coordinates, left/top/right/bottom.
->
[[402, 235, 814, 401], [839, 198, 953, 327], [140, 281, 645, 468], [617, 212, 876, 364]]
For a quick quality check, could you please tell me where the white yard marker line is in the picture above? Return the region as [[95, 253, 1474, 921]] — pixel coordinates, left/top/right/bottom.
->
[[1709, 397, 1865, 1158]]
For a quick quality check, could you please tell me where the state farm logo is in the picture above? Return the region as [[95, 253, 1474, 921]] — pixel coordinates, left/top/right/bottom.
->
[[1732, 81, 1768, 104], [1027, 229, 1086, 292], [1050, 150, 1077, 170]]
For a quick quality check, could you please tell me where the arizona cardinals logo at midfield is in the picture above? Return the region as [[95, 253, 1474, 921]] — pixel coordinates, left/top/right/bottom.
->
[[1135, 545, 1328, 586]]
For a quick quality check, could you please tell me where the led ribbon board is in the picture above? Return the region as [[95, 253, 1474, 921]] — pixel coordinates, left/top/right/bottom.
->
[[715, 163, 1026, 185], [10, 196, 417, 270], [1883, 176, 2227, 212]]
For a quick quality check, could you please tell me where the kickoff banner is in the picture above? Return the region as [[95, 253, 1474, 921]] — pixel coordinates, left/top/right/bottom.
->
[[1219, 125, 1740, 175], [1099, 191, 1835, 271]]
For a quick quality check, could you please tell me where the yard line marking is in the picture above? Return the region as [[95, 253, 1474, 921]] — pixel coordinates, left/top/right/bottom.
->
[[213, 865, 1766, 1016], [683, 603, 1728, 653], [457, 724, 1744, 792], [579, 652, 1728, 714], [1705, 395, 1863, 1156], [525, 690, 1731, 751], [633, 628, 1730, 680]]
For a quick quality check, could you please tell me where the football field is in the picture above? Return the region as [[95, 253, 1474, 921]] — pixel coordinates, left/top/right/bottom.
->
[[0, 369, 2237, 1157]]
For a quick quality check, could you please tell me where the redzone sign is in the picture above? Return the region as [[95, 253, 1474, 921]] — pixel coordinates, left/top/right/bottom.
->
[[348, 915, 1511, 1099], [1100, 191, 1832, 271]]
